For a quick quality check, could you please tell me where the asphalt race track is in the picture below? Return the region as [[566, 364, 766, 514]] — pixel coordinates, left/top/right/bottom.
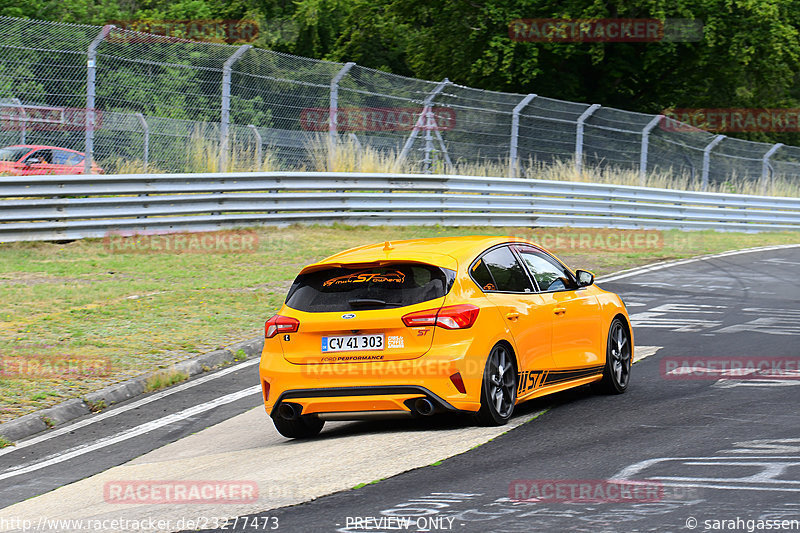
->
[[1, 245, 799, 533]]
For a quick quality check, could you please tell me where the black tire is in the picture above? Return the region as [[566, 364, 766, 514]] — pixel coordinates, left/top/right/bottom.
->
[[592, 317, 632, 394], [474, 343, 518, 426], [272, 414, 324, 439]]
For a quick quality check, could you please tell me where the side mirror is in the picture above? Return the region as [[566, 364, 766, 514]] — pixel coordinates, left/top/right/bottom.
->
[[575, 269, 594, 287], [24, 158, 41, 165]]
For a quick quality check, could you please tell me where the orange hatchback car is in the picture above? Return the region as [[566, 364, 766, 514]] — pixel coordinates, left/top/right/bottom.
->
[[260, 236, 632, 438]]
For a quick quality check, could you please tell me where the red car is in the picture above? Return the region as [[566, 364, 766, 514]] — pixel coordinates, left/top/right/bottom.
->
[[0, 145, 104, 175]]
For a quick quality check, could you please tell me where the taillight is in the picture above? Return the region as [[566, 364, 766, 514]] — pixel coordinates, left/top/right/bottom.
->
[[402, 304, 480, 330], [401, 310, 437, 327], [265, 315, 299, 338]]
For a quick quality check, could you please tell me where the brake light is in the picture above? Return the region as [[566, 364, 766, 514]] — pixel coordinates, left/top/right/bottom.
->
[[265, 315, 299, 338], [402, 304, 480, 330]]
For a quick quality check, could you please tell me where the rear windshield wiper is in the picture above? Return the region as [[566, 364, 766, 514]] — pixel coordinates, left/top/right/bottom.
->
[[347, 298, 402, 308]]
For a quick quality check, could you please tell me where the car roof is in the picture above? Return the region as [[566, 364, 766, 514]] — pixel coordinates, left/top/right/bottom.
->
[[3, 145, 83, 154], [301, 235, 543, 273]]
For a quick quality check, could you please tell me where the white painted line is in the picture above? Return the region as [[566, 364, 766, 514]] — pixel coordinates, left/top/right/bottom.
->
[[0, 358, 260, 457], [633, 345, 661, 363], [612, 455, 800, 480], [0, 385, 261, 481], [636, 481, 800, 493], [597, 244, 800, 283], [713, 379, 800, 389], [724, 438, 800, 454]]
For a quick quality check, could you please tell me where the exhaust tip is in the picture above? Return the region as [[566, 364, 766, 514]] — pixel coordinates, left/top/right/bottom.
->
[[414, 398, 435, 416], [278, 403, 300, 420]]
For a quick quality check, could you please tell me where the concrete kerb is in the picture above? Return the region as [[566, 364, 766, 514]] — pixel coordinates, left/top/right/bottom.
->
[[0, 336, 264, 444]]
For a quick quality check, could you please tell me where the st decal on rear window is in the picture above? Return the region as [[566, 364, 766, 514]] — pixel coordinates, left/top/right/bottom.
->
[[323, 270, 406, 287]]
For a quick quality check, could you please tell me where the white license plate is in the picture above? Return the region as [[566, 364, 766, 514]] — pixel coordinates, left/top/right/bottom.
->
[[321, 334, 384, 352]]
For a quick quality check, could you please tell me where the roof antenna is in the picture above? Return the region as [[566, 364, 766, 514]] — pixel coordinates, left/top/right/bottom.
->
[[383, 241, 393, 251]]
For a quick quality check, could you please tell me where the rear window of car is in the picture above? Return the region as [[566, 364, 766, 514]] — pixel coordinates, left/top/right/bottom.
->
[[0, 147, 31, 162], [285, 262, 455, 312]]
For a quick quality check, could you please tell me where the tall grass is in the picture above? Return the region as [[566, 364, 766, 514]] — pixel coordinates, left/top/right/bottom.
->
[[109, 133, 800, 198], [513, 158, 800, 197], [104, 128, 282, 174], [186, 129, 281, 173], [306, 136, 415, 174]]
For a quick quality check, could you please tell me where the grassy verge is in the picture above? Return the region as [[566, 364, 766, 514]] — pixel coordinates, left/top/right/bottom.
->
[[1, 225, 799, 423], [143, 369, 189, 393]]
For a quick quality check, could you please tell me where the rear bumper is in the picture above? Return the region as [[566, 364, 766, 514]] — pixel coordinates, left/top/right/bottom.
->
[[259, 346, 484, 417], [270, 385, 458, 418]]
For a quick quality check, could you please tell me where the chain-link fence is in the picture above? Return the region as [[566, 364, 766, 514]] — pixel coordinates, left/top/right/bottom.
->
[[2, 15, 800, 189]]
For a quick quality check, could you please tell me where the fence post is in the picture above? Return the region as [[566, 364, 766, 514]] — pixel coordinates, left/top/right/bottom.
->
[[7, 98, 27, 144], [761, 142, 783, 193], [423, 108, 436, 173], [248, 124, 262, 171], [701, 134, 726, 191], [85, 25, 113, 174], [397, 78, 450, 169], [329, 62, 355, 170], [422, 109, 454, 174], [219, 45, 252, 173], [348, 133, 362, 151], [135, 113, 148, 172], [639, 115, 663, 185], [431, 121, 453, 173], [575, 104, 601, 174], [509, 94, 536, 178]]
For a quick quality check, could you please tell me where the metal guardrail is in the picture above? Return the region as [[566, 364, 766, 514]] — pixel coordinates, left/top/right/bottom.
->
[[1, 172, 800, 242]]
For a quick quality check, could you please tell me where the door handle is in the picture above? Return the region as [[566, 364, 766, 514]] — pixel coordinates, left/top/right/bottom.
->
[[553, 307, 567, 316], [506, 312, 520, 320]]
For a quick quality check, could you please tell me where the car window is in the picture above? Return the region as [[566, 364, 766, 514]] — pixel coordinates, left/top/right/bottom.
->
[[26, 149, 52, 164], [285, 262, 455, 312], [476, 246, 533, 293], [470, 258, 497, 291], [517, 248, 577, 292], [65, 153, 84, 166], [52, 150, 74, 165]]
